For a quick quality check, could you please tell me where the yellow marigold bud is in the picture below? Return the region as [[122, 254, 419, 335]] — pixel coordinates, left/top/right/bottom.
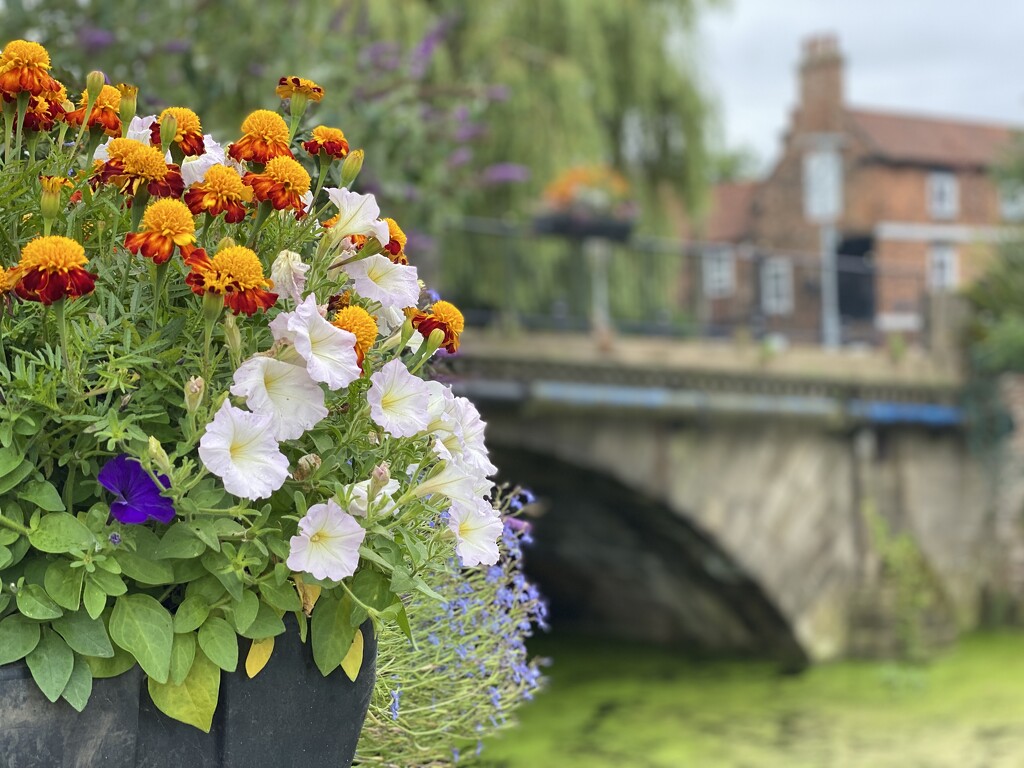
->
[[117, 84, 138, 134], [159, 112, 178, 154], [85, 70, 105, 102]]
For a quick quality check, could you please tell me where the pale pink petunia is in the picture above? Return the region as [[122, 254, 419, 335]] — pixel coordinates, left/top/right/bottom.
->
[[287, 499, 366, 581], [367, 359, 431, 438], [447, 498, 503, 567], [269, 249, 310, 305], [198, 401, 289, 500], [180, 134, 227, 187], [270, 294, 361, 391], [343, 255, 420, 309], [229, 356, 327, 440], [324, 187, 390, 246]]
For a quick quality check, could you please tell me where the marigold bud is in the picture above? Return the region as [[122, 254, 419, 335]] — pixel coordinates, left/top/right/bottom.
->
[[222, 313, 242, 360], [117, 84, 138, 136], [339, 149, 364, 188], [85, 71, 106, 102], [159, 113, 178, 154], [184, 376, 205, 414]]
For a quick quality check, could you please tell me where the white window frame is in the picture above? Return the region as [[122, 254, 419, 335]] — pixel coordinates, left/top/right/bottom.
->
[[761, 257, 794, 316], [927, 172, 959, 220], [927, 242, 958, 291], [803, 148, 843, 224], [702, 247, 735, 299], [999, 182, 1024, 222]]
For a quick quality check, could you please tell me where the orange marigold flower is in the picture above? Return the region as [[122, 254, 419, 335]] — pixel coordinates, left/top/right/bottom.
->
[[150, 107, 205, 157], [22, 80, 67, 132], [0, 40, 59, 99], [13, 235, 96, 305], [382, 217, 408, 264], [65, 84, 121, 137], [331, 305, 378, 364], [185, 244, 277, 315], [410, 300, 465, 354], [92, 139, 185, 198], [228, 109, 292, 164], [242, 156, 310, 218], [184, 164, 253, 223], [302, 125, 349, 160], [124, 198, 197, 264], [275, 76, 324, 103], [1, 265, 21, 295]]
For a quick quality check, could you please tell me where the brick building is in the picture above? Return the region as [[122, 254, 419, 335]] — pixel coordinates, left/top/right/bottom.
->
[[699, 34, 1023, 343]]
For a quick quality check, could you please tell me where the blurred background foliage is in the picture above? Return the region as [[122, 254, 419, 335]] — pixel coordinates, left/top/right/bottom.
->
[[0, 0, 720, 234]]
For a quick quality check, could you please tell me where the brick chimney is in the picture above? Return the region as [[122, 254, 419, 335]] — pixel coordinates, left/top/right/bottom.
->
[[797, 34, 844, 132]]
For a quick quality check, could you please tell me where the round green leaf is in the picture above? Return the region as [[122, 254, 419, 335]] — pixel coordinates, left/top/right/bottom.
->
[[28, 513, 94, 554], [16, 583, 63, 620]]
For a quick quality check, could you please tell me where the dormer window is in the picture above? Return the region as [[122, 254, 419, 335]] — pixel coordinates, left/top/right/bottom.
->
[[928, 172, 958, 220]]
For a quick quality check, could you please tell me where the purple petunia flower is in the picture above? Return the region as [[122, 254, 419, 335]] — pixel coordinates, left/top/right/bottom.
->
[[97, 455, 175, 525]]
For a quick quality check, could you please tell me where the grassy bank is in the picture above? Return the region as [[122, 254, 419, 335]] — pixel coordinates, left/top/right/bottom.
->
[[477, 632, 1024, 767]]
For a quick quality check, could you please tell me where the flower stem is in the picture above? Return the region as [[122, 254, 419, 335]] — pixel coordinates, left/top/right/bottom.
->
[[131, 187, 150, 231], [311, 153, 331, 206], [0, 513, 32, 538], [53, 298, 73, 392], [12, 92, 29, 165], [153, 260, 169, 328], [247, 200, 273, 248]]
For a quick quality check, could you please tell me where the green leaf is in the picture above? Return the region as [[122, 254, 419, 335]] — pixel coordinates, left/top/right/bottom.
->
[[231, 590, 259, 634], [239, 602, 286, 640], [168, 631, 196, 686], [0, 614, 40, 665], [156, 523, 207, 560], [17, 480, 66, 512], [114, 551, 175, 586], [84, 644, 136, 679], [395, 604, 414, 645], [0, 502, 23, 545], [60, 655, 93, 712], [198, 616, 238, 673], [258, 580, 301, 613], [0, 544, 11, 570], [173, 596, 210, 634], [171, 558, 208, 583], [88, 568, 127, 596], [26, 628, 74, 702], [109, 594, 173, 684], [82, 581, 107, 620], [352, 567, 396, 612], [28, 513, 95, 554], [52, 610, 114, 658], [311, 593, 357, 676], [201, 551, 243, 602], [16, 583, 63, 620], [44, 561, 85, 611], [0, 458, 33, 496], [0, 446, 23, 477], [185, 574, 227, 604], [147, 647, 220, 733]]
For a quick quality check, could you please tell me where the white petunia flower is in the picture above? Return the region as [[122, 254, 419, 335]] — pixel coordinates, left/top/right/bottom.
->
[[270, 294, 361, 391], [287, 499, 365, 581], [411, 461, 485, 506], [451, 396, 498, 477], [447, 498, 503, 566], [367, 359, 431, 438], [269, 250, 310, 304], [198, 401, 289, 500], [424, 381, 463, 461], [344, 478, 401, 517], [229, 356, 327, 440], [344, 255, 420, 309], [180, 134, 228, 187], [324, 187, 389, 246]]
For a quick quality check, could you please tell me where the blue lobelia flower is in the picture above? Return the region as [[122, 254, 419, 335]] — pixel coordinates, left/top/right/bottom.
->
[[97, 455, 175, 525]]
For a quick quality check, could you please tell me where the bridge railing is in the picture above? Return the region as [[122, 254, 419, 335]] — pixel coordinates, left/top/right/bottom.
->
[[439, 217, 935, 347]]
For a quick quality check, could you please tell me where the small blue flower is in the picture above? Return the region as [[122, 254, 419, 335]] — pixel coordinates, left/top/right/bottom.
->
[[389, 688, 402, 721]]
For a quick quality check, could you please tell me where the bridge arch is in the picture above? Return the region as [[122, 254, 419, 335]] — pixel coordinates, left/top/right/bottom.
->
[[492, 444, 807, 665]]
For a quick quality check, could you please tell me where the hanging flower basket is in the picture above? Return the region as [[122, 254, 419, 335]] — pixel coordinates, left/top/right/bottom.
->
[[533, 164, 637, 241]]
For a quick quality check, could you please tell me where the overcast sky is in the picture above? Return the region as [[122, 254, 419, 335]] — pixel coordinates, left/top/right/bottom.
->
[[697, 0, 1024, 171]]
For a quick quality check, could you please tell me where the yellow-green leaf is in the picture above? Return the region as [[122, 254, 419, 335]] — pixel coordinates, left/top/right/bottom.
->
[[245, 637, 274, 679], [147, 647, 220, 733], [109, 594, 173, 684], [340, 629, 363, 682]]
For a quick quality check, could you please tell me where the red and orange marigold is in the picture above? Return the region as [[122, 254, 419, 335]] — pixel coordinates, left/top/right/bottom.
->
[[382, 217, 408, 264], [0, 40, 59, 99], [228, 110, 292, 165], [275, 76, 324, 103], [12, 236, 96, 305], [302, 125, 349, 160], [242, 156, 310, 218], [92, 138, 184, 199], [409, 299, 465, 354], [150, 107, 205, 156], [331, 305, 378, 365], [125, 198, 197, 264], [185, 245, 277, 315], [65, 84, 121, 137], [184, 164, 253, 223]]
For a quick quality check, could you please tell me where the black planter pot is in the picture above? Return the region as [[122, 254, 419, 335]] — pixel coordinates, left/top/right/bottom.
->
[[532, 212, 635, 242], [0, 621, 376, 768]]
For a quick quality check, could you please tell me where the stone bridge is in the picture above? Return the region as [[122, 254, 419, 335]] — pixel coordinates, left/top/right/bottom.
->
[[447, 331, 1021, 663]]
